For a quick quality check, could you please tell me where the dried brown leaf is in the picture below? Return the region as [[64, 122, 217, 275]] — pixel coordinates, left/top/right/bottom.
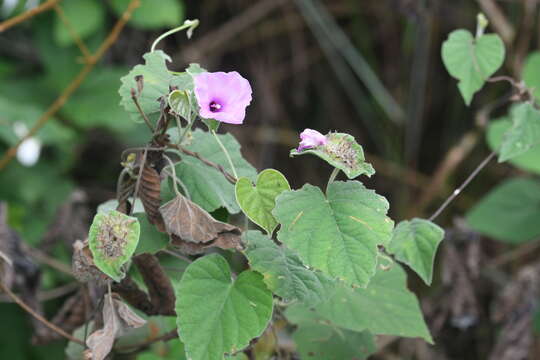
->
[[114, 296, 146, 329], [159, 195, 242, 253], [86, 295, 119, 360], [86, 294, 146, 360], [140, 164, 165, 232], [72, 240, 108, 284]]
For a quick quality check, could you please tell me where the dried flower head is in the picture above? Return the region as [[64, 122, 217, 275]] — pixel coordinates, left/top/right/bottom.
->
[[297, 129, 328, 151], [194, 71, 252, 124]]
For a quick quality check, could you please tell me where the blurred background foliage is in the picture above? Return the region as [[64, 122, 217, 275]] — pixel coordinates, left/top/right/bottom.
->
[[1, 0, 540, 359]]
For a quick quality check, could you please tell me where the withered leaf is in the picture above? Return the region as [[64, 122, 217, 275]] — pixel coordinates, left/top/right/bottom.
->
[[86, 294, 146, 360], [72, 240, 109, 284], [160, 195, 242, 253], [140, 164, 166, 232]]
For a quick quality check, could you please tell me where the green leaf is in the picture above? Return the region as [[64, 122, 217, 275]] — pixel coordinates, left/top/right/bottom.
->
[[175, 129, 257, 213], [175, 254, 273, 360], [134, 213, 169, 255], [168, 89, 192, 120], [235, 169, 290, 234], [243, 230, 333, 305], [88, 210, 140, 282], [285, 264, 433, 343], [523, 51, 540, 101], [119, 51, 193, 122], [466, 178, 540, 244], [487, 117, 540, 174], [293, 324, 376, 360], [290, 133, 375, 179], [386, 218, 444, 285], [54, 0, 105, 46], [441, 29, 505, 105], [273, 181, 394, 287], [498, 103, 540, 162], [110, 0, 184, 30]]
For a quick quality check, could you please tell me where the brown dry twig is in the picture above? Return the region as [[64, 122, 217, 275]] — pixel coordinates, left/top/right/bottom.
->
[[53, 3, 92, 62], [0, 0, 62, 32], [0, 0, 141, 171], [0, 280, 84, 345], [167, 144, 238, 184]]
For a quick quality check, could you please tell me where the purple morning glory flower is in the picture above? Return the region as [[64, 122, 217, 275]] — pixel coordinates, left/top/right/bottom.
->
[[297, 129, 328, 151], [193, 71, 252, 124]]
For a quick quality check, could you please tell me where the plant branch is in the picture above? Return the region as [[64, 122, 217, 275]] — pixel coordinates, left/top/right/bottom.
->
[[0, 0, 140, 171], [0, 281, 84, 345], [53, 3, 92, 62], [131, 89, 156, 132], [0, 0, 62, 32], [167, 144, 238, 184], [429, 151, 496, 221]]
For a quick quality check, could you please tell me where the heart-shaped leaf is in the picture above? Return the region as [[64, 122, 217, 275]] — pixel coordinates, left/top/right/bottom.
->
[[290, 133, 375, 179], [498, 103, 540, 162], [386, 218, 444, 285], [235, 169, 290, 234], [243, 230, 333, 305], [466, 178, 540, 244], [487, 116, 540, 174], [273, 181, 394, 287], [88, 210, 140, 282], [175, 254, 273, 360], [442, 29, 505, 105], [285, 264, 433, 343]]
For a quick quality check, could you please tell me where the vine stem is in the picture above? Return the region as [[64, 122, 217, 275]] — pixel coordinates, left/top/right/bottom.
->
[[429, 151, 496, 222], [211, 130, 238, 180], [163, 154, 190, 199], [326, 168, 340, 193], [150, 19, 200, 52]]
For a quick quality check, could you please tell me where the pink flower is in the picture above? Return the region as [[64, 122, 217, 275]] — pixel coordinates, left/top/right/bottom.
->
[[297, 129, 327, 151], [193, 71, 252, 124]]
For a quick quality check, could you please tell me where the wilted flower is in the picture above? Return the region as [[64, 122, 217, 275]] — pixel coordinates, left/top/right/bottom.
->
[[194, 71, 252, 124], [297, 129, 327, 151]]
